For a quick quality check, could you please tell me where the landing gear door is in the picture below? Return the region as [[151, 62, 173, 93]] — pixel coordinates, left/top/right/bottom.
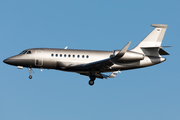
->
[[35, 50, 43, 66]]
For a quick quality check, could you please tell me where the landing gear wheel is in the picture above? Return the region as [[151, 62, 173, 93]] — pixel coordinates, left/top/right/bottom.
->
[[89, 80, 94, 86], [28, 68, 34, 79], [29, 75, 32, 79]]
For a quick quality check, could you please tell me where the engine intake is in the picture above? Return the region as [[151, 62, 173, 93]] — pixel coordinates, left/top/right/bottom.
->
[[114, 50, 144, 61]]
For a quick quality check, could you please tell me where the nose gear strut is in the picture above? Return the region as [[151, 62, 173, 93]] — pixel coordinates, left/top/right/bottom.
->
[[28, 68, 34, 79]]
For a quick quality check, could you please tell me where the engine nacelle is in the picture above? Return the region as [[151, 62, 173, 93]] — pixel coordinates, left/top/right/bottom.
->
[[114, 50, 144, 61]]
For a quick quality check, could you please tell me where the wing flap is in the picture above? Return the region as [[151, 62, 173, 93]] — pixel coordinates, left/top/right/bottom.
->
[[80, 71, 120, 79], [108, 71, 120, 78]]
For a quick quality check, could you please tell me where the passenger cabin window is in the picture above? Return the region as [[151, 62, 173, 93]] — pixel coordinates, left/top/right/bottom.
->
[[50, 53, 89, 58]]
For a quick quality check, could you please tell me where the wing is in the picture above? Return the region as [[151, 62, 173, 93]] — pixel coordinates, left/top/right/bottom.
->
[[67, 42, 131, 72]]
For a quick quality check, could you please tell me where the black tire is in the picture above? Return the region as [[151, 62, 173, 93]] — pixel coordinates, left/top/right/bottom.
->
[[29, 75, 32, 79], [89, 80, 94, 86]]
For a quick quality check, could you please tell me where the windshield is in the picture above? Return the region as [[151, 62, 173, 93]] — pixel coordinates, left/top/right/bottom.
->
[[19, 50, 31, 54]]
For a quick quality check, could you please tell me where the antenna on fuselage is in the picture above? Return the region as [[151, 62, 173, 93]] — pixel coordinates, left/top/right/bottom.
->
[[64, 46, 68, 49]]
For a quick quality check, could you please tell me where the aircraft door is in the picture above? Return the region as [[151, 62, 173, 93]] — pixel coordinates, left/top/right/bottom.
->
[[35, 50, 43, 66]]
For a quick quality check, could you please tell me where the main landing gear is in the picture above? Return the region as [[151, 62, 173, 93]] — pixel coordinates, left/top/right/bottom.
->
[[89, 80, 94, 86], [28, 68, 34, 79], [88, 68, 96, 86], [88, 75, 96, 86]]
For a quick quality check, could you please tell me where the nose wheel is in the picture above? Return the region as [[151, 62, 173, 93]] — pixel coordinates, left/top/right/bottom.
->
[[28, 68, 34, 79], [29, 75, 32, 79]]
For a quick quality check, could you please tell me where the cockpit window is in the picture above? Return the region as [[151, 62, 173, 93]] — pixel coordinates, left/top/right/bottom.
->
[[20, 51, 27, 54], [27, 51, 31, 54], [20, 51, 24, 54], [19, 50, 31, 54]]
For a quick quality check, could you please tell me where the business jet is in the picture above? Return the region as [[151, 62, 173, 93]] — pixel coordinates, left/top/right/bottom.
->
[[3, 24, 170, 86]]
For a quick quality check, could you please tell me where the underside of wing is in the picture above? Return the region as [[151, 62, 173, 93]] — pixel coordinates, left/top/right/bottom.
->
[[82, 58, 114, 71], [66, 57, 114, 72], [80, 72, 104, 79]]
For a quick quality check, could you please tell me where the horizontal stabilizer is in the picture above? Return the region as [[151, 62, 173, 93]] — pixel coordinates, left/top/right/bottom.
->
[[159, 48, 169, 55], [140, 46, 170, 56], [161, 46, 172, 48]]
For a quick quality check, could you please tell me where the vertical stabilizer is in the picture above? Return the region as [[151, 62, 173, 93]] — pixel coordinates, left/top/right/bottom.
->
[[131, 24, 167, 56]]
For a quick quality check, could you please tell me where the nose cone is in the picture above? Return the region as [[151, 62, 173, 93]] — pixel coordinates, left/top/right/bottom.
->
[[3, 58, 11, 65], [3, 57, 18, 66], [3, 58, 8, 64], [4, 55, 27, 66], [3, 59, 6, 63]]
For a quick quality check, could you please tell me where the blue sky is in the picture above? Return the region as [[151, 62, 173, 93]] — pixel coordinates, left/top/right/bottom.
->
[[0, 0, 179, 120]]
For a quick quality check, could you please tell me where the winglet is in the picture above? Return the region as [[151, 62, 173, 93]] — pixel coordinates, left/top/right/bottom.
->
[[114, 41, 131, 58], [120, 41, 131, 54]]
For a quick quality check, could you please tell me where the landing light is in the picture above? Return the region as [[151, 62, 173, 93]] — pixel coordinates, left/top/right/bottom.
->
[[17, 66, 23, 69]]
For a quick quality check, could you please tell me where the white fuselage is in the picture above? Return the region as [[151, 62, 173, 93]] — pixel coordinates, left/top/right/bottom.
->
[[3, 48, 165, 73]]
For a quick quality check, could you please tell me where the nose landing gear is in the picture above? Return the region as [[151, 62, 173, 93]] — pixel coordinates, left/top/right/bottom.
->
[[29, 75, 32, 79], [28, 68, 34, 79]]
